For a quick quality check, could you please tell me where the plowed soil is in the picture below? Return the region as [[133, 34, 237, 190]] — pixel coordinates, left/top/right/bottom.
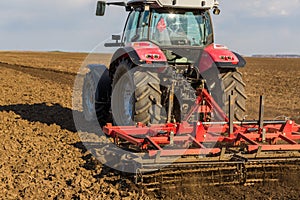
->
[[0, 52, 299, 199]]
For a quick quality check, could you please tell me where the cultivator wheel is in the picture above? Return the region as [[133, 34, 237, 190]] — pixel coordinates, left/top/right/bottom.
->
[[111, 58, 162, 125], [221, 69, 247, 121]]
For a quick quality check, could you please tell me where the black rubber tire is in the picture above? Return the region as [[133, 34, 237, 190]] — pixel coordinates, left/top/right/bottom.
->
[[221, 69, 247, 121], [201, 67, 246, 121], [111, 58, 162, 126], [201, 67, 225, 121], [95, 68, 112, 127], [134, 70, 162, 124]]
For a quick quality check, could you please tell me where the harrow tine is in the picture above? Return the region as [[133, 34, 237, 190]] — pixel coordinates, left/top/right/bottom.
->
[[259, 95, 265, 132], [229, 94, 234, 134]]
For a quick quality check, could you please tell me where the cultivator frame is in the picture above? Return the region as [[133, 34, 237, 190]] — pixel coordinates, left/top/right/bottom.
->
[[103, 88, 300, 156], [102, 88, 300, 189]]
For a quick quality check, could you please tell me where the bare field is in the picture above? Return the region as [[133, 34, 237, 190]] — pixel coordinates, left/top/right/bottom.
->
[[0, 51, 299, 121], [0, 51, 111, 74], [0, 51, 300, 199], [241, 57, 300, 122]]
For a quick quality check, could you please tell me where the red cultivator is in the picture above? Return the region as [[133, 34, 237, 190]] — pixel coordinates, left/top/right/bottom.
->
[[102, 88, 300, 189], [103, 88, 300, 157]]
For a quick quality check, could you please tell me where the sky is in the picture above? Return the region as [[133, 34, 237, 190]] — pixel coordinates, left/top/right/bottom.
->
[[0, 0, 300, 55]]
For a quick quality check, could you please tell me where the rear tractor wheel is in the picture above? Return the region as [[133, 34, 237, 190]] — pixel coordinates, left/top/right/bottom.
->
[[111, 58, 163, 126], [202, 67, 247, 121], [82, 65, 112, 127], [221, 69, 247, 121]]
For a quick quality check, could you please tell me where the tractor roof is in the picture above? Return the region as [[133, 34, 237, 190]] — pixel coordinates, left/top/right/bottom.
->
[[127, 0, 219, 9]]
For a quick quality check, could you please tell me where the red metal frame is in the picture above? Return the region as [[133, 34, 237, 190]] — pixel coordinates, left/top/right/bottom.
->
[[103, 89, 300, 158]]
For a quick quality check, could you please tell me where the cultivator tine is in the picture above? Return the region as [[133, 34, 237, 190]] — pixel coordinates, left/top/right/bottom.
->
[[229, 94, 234, 134], [259, 95, 264, 131]]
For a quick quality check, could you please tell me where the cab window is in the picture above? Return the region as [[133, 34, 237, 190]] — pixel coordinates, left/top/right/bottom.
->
[[123, 11, 140, 43]]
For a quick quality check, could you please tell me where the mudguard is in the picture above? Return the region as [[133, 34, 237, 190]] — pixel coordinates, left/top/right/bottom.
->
[[109, 42, 168, 68], [204, 44, 246, 68]]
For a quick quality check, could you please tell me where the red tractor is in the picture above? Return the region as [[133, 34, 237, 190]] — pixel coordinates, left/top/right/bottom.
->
[[84, 0, 246, 127], [81, 0, 300, 188]]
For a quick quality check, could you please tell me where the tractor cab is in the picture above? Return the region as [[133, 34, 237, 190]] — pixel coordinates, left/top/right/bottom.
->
[[122, 6, 214, 47], [97, 0, 221, 64], [97, 0, 219, 47]]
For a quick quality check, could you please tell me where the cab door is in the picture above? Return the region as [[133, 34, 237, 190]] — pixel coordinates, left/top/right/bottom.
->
[[122, 8, 150, 44], [122, 10, 140, 44]]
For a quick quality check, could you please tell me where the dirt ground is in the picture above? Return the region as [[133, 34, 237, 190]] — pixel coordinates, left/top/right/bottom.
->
[[0, 52, 299, 199]]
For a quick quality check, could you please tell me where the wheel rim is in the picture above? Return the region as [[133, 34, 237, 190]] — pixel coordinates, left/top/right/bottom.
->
[[111, 69, 136, 126]]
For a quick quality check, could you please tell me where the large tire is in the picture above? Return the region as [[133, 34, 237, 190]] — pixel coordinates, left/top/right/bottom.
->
[[82, 65, 112, 126], [201, 67, 225, 121], [201, 67, 246, 121], [111, 58, 162, 126], [220, 69, 247, 121], [95, 68, 112, 127], [134, 70, 162, 124]]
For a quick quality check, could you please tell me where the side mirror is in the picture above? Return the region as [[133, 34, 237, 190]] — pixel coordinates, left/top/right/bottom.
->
[[112, 35, 121, 42], [213, 7, 221, 15], [96, 1, 106, 16], [104, 35, 124, 47]]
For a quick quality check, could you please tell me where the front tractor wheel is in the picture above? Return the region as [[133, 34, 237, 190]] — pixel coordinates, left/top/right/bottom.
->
[[111, 58, 162, 126]]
